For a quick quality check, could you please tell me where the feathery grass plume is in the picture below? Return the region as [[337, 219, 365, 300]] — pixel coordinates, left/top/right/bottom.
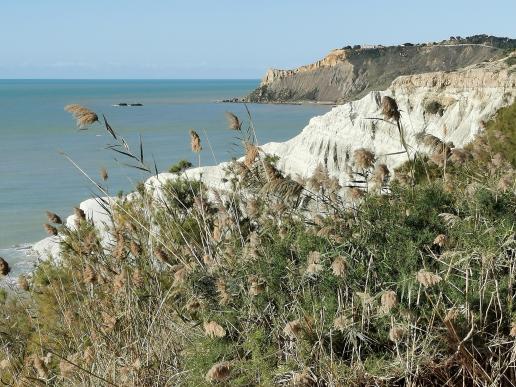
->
[[46, 211, 62, 224], [291, 369, 317, 386], [225, 111, 242, 130], [262, 176, 304, 200], [0, 359, 9, 370], [333, 315, 350, 333], [0, 257, 10, 276], [73, 207, 86, 220], [83, 266, 97, 285], [64, 104, 99, 128], [331, 256, 347, 277], [155, 247, 170, 264], [372, 163, 390, 184], [389, 326, 406, 342], [418, 133, 449, 154], [101, 312, 117, 334], [83, 347, 94, 366], [203, 321, 226, 338], [113, 270, 126, 293], [354, 148, 375, 170], [510, 322, 516, 337], [59, 359, 75, 378], [248, 276, 266, 296], [216, 278, 231, 305], [132, 269, 144, 287], [433, 234, 447, 247], [416, 270, 442, 288], [189, 129, 202, 153], [173, 265, 188, 286], [348, 187, 364, 200], [130, 241, 141, 257], [283, 319, 303, 339], [381, 96, 400, 121], [100, 167, 108, 181], [380, 290, 398, 313], [497, 173, 514, 192], [450, 148, 469, 164], [444, 308, 460, 322], [205, 362, 231, 382], [32, 355, 48, 379], [43, 223, 58, 236], [438, 213, 459, 227], [244, 142, 260, 167], [18, 275, 29, 291]]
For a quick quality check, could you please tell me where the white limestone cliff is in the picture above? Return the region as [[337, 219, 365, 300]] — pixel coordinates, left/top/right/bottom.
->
[[32, 56, 516, 261]]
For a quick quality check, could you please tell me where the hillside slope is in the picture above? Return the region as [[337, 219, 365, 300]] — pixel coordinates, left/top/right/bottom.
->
[[244, 35, 515, 104]]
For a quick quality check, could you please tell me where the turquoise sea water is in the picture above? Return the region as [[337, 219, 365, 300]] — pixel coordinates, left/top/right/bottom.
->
[[0, 80, 330, 277]]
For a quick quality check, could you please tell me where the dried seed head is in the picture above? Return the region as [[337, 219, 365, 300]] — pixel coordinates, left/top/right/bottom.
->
[[205, 362, 231, 382], [382, 96, 400, 121], [510, 322, 516, 337], [59, 359, 75, 378], [380, 290, 398, 313], [203, 321, 226, 338], [291, 369, 316, 386], [101, 312, 117, 333], [0, 257, 10, 276], [33, 355, 48, 379], [113, 270, 126, 293], [216, 279, 231, 305], [225, 111, 241, 130], [18, 275, 29, 291], [83, 346, 94, 365], [83, 266, 97, 284], [155, 247, 170, 263], [244, 142, 260, 167], [389, 326, 406, 342], [189, 129, 202, 153], [46, 211, 62, 224], [416, 270, 442, 288], [354, 148, 375, 170], [433, 234, 447, 247], [65, 104, 99, 128], [73, 207, 86, 220], [333, 315, 349, 332], [130, 241, 141, 257], [331, 256, 347, 277], [283, 319, 303, 339], [132, 269, 144, 287], [43, 223, 58, 236], [100, 167, 108, 181]]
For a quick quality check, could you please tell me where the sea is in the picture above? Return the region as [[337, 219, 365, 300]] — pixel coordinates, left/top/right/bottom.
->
[[0, 79, 330, 279]]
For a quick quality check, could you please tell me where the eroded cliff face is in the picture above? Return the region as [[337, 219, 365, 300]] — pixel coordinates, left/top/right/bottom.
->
[[246, 38, 515, 103], [33, 56, 516, 260]]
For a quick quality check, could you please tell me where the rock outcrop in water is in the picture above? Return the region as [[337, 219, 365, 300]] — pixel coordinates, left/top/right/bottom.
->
[[244, 35, 516, 104], [33, 54, 516, 260]]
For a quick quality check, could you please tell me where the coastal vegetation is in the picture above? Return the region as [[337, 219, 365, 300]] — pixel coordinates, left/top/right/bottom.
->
[[0, 99, 515, 386]]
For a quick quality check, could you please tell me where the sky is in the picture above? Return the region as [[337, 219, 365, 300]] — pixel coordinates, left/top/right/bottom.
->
[[0, 0, 515, 79]]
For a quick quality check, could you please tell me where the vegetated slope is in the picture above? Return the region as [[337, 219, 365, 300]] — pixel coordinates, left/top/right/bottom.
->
[[244, 35, 516, 103]]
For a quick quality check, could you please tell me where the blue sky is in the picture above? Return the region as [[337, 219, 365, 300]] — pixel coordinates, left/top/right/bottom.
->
[[0, 0, 515, 79]]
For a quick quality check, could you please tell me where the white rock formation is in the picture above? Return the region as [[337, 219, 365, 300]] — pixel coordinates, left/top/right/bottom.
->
[[32, 56, 516, 261]]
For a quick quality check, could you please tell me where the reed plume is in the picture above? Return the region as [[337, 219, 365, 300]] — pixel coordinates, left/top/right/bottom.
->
[[32, 355, 48, 379], [283, 319, 302, 338], [416, 270, 442, 288], [203, 321, 226, 338], [83, 266, 97, 284], [381, 96, 400, 121], [244, 142, 260, 167], [46, 211, 62, 224], [380, 290, 398, 313], [100, 167, 108, 181], [64, 104, 99, 128], [389, 326, 406, 342], [433, 234, 447, 247], [190, 129, 202, 153], [0, 257, 10, 276], [205, 362, 231, 382], [43, 223, 58, 236], [18, 275, 29, 291], [225, 111, 242, 130], [333, 315, 349, 332], [331, 256, 347, 277], [354, 148, 375, 169]]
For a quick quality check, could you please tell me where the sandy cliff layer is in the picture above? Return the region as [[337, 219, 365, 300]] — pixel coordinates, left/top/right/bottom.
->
[[33, 56, 516, 259], [245, 37, 515, 103]]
